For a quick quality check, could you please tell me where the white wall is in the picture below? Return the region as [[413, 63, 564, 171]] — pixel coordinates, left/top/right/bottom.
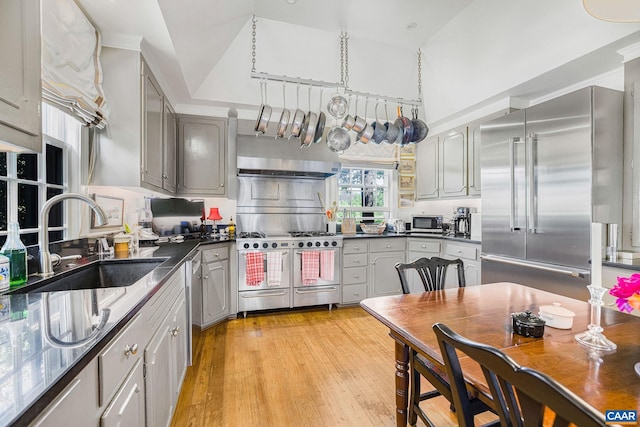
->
[[422, 0, 640, 127]]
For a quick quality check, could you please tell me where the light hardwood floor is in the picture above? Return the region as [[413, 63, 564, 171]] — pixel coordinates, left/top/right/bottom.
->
[[171, 306, 468, 427]]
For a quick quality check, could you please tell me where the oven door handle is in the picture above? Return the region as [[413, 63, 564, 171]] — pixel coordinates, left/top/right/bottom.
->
[[240, 290, 288, 298], [240, 251, 288, 256], [295, 286, 338, 294]]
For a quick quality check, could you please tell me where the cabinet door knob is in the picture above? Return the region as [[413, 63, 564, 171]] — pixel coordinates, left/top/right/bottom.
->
[[353, 274, 359, 279], [354, 246, 359, 250], [221, 184, 224, 187], [214, 253, 219, 257], [124, 343, 138, 357], [204, 275, 209, 280], [171, 326, 180, 337], [353, 292, 359, 296], [354, 259, 360, 263], [421, 245, 426, 248], [386, 245, 392, 248]]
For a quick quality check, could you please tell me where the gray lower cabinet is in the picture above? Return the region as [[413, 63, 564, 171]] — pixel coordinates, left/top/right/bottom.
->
[[441, 241, 481, 286], [369, 238, 405, 297], [0, 0, 42, 152], [100, 359, 146, 427], [341, 241, 369, 304], [30, 266, 188, 427], [178, 115, 227, 196], [405, 239, 442, 293], [193, 245, 230, 328]]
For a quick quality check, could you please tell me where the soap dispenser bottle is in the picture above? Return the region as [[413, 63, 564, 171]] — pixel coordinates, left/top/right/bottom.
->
[[1, 222, 28, 286]]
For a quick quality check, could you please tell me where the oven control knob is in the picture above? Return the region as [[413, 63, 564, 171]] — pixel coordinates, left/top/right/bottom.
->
[[262, 243, 268, 249], [272, 243, 277, 248], [331, 241, 337, 247], [243, 243, 250, 249], [323, 241, 329, 246], [307, 242, 313, 247], [298, 242, 304, 248], [315, 241, 321, 247], [253, 243, 259, 249]]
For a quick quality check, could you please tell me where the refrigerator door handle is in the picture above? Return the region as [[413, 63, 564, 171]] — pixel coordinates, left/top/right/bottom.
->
[[480, 254, 590, 278], [508, 137, 520, 231], [527, 132, 538, 233]]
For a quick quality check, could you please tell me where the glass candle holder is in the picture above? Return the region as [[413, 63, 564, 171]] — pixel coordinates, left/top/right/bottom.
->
[[575, 285, 617, 351]]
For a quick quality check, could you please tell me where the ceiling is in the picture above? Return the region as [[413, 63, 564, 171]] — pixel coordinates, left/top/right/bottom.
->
[[75, 0, 474, 109]]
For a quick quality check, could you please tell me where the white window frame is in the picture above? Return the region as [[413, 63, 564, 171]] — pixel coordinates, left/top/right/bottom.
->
[[337, 166, 392, 221]]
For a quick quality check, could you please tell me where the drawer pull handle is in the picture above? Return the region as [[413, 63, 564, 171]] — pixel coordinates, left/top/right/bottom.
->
[[354, 259, 360, 263], [214, 253, 219, 257], [386, 245, 392, 248], [421, 245, 426, 248], [353, 274, 359, 279], [354, 246, 360, 250], [124, 343, 138, 357], [353, 292, 359, 296]]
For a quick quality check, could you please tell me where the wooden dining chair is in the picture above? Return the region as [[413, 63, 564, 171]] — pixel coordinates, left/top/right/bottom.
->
[[395, 257, 493, 427], [395, 256, 465, 294], [433, 322, 606, 427]]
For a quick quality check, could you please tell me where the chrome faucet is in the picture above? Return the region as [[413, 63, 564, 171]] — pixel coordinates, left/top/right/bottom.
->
[[39, 193, 108, 276]]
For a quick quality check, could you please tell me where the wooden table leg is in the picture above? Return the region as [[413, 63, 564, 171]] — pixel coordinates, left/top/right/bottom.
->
[[394, 338, 410, 427]]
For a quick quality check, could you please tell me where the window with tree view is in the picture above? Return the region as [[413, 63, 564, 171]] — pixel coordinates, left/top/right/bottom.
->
[[338, 167, 390, 222], [0, 103, 78, 247]]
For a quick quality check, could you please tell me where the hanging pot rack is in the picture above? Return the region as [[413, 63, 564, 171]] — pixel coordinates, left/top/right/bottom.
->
[[250, 16, 422, 107]]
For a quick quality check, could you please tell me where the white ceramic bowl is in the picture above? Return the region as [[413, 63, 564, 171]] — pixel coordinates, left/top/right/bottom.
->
[[538, 303, 575, 329]]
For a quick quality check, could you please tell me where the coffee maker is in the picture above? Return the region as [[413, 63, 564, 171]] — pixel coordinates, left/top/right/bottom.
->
[[452, 207, 472, 238]]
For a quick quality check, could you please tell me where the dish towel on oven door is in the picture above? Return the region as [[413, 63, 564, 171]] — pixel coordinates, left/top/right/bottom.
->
[[245, 251, 264, 286], [301, 251, 320, 285], [320, 250, 334, 281], [266, 251, 282, 286]]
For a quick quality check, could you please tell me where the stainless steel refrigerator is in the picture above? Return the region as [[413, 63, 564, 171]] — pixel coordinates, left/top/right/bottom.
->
[[480, 86, 623, 300]]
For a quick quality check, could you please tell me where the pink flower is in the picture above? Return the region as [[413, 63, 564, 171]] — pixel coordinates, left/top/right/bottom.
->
[[609, 273, 640, 313]]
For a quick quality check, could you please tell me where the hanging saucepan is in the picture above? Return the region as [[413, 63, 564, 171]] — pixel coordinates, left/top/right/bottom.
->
[[352, 96, 367, 133], [289, 84, 305, 139], [300, 86, 318, 148], [326, 126, 351, 153], [342, 95, 356, 130], [382, 102, 401, 144], [370, 100, 387, 144], [410, 106, 429, 143], [356, 98, 374, 144], [313, 88, 326, 143], [276, 82, 290, 139], [254, 80, 272, 135], [327, 89, 348, 119], [394, 105, 414, 145]]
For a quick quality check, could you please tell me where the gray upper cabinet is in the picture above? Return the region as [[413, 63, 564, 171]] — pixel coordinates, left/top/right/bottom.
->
[[415, 135, 439, 199], [93, 49, 177, 194], [0, 0, 41, 152], [439, 127, 468, 198], [178, 115, 227, 196]]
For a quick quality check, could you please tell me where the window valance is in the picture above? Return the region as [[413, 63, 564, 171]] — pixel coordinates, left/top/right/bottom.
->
[[41, 0, 108, 128]]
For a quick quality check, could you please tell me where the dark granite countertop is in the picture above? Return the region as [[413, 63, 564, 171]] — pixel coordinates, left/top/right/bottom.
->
[[603, 259, 640, 272], [0, 239, 231, 426], [341, 232, 481, 245]]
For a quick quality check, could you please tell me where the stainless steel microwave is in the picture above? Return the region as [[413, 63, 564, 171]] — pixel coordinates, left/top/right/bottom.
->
[[411, 215, 444, 233]]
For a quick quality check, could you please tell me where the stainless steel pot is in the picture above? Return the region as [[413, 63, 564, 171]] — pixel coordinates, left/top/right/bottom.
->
[[370, 101, 387, 144], [289, 84, 305, 139], [410, 107, 429, 143], [300, 112, 318, 147], [394, 105, 414, 145], [353, 97, 369, 134], [254, 80, 271, 134], [276, 83, 290, 139], [327, 92, 348, 119], [314, 89, 326, 143], [381, 103, 401, 144], [326, 126, 351, 153], [341, 95, 356, 130]]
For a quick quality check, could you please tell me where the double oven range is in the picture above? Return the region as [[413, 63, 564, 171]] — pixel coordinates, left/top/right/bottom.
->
[[237, 231, 342, 317], [235, 171, 343, 317]]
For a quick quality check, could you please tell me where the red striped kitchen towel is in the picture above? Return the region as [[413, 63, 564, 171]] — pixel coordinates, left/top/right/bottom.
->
[[320, 250, 334, 281], [301, 251, 319, 285], [245, 251, 264, 286], [266, 251, 282, 287]]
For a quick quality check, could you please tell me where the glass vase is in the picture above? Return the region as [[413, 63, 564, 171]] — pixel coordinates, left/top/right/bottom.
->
[[575, 285, 617, 351]]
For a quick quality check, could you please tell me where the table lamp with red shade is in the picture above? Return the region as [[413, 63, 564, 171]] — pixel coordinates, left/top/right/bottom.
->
[[207, 207, 222, 235]]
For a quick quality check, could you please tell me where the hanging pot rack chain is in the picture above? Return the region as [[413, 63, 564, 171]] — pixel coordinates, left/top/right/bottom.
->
[[249, 19, 421, 106]]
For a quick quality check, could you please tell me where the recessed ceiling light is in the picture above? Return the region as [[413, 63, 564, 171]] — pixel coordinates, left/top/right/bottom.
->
[[406, 22, 418, 31], [285, 0, 298, 4]]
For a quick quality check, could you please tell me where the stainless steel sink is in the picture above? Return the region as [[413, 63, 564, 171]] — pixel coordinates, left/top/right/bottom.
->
[[13, 258, 166, 294]]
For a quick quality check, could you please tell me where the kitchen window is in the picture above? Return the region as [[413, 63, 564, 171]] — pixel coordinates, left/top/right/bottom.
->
[[338, 167, 390, 222], [0, 104, 81, 246]]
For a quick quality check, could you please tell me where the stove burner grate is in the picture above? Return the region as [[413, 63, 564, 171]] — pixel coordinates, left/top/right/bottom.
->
[[238, 231, 266, 239], [289, 231, 336, 238]]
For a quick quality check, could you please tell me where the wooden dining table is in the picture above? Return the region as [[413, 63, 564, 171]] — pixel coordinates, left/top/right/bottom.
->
[[360, 282, 640, 427]]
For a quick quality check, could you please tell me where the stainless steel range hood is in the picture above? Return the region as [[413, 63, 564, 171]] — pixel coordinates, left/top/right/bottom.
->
[[236, 119, 341, 178]]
